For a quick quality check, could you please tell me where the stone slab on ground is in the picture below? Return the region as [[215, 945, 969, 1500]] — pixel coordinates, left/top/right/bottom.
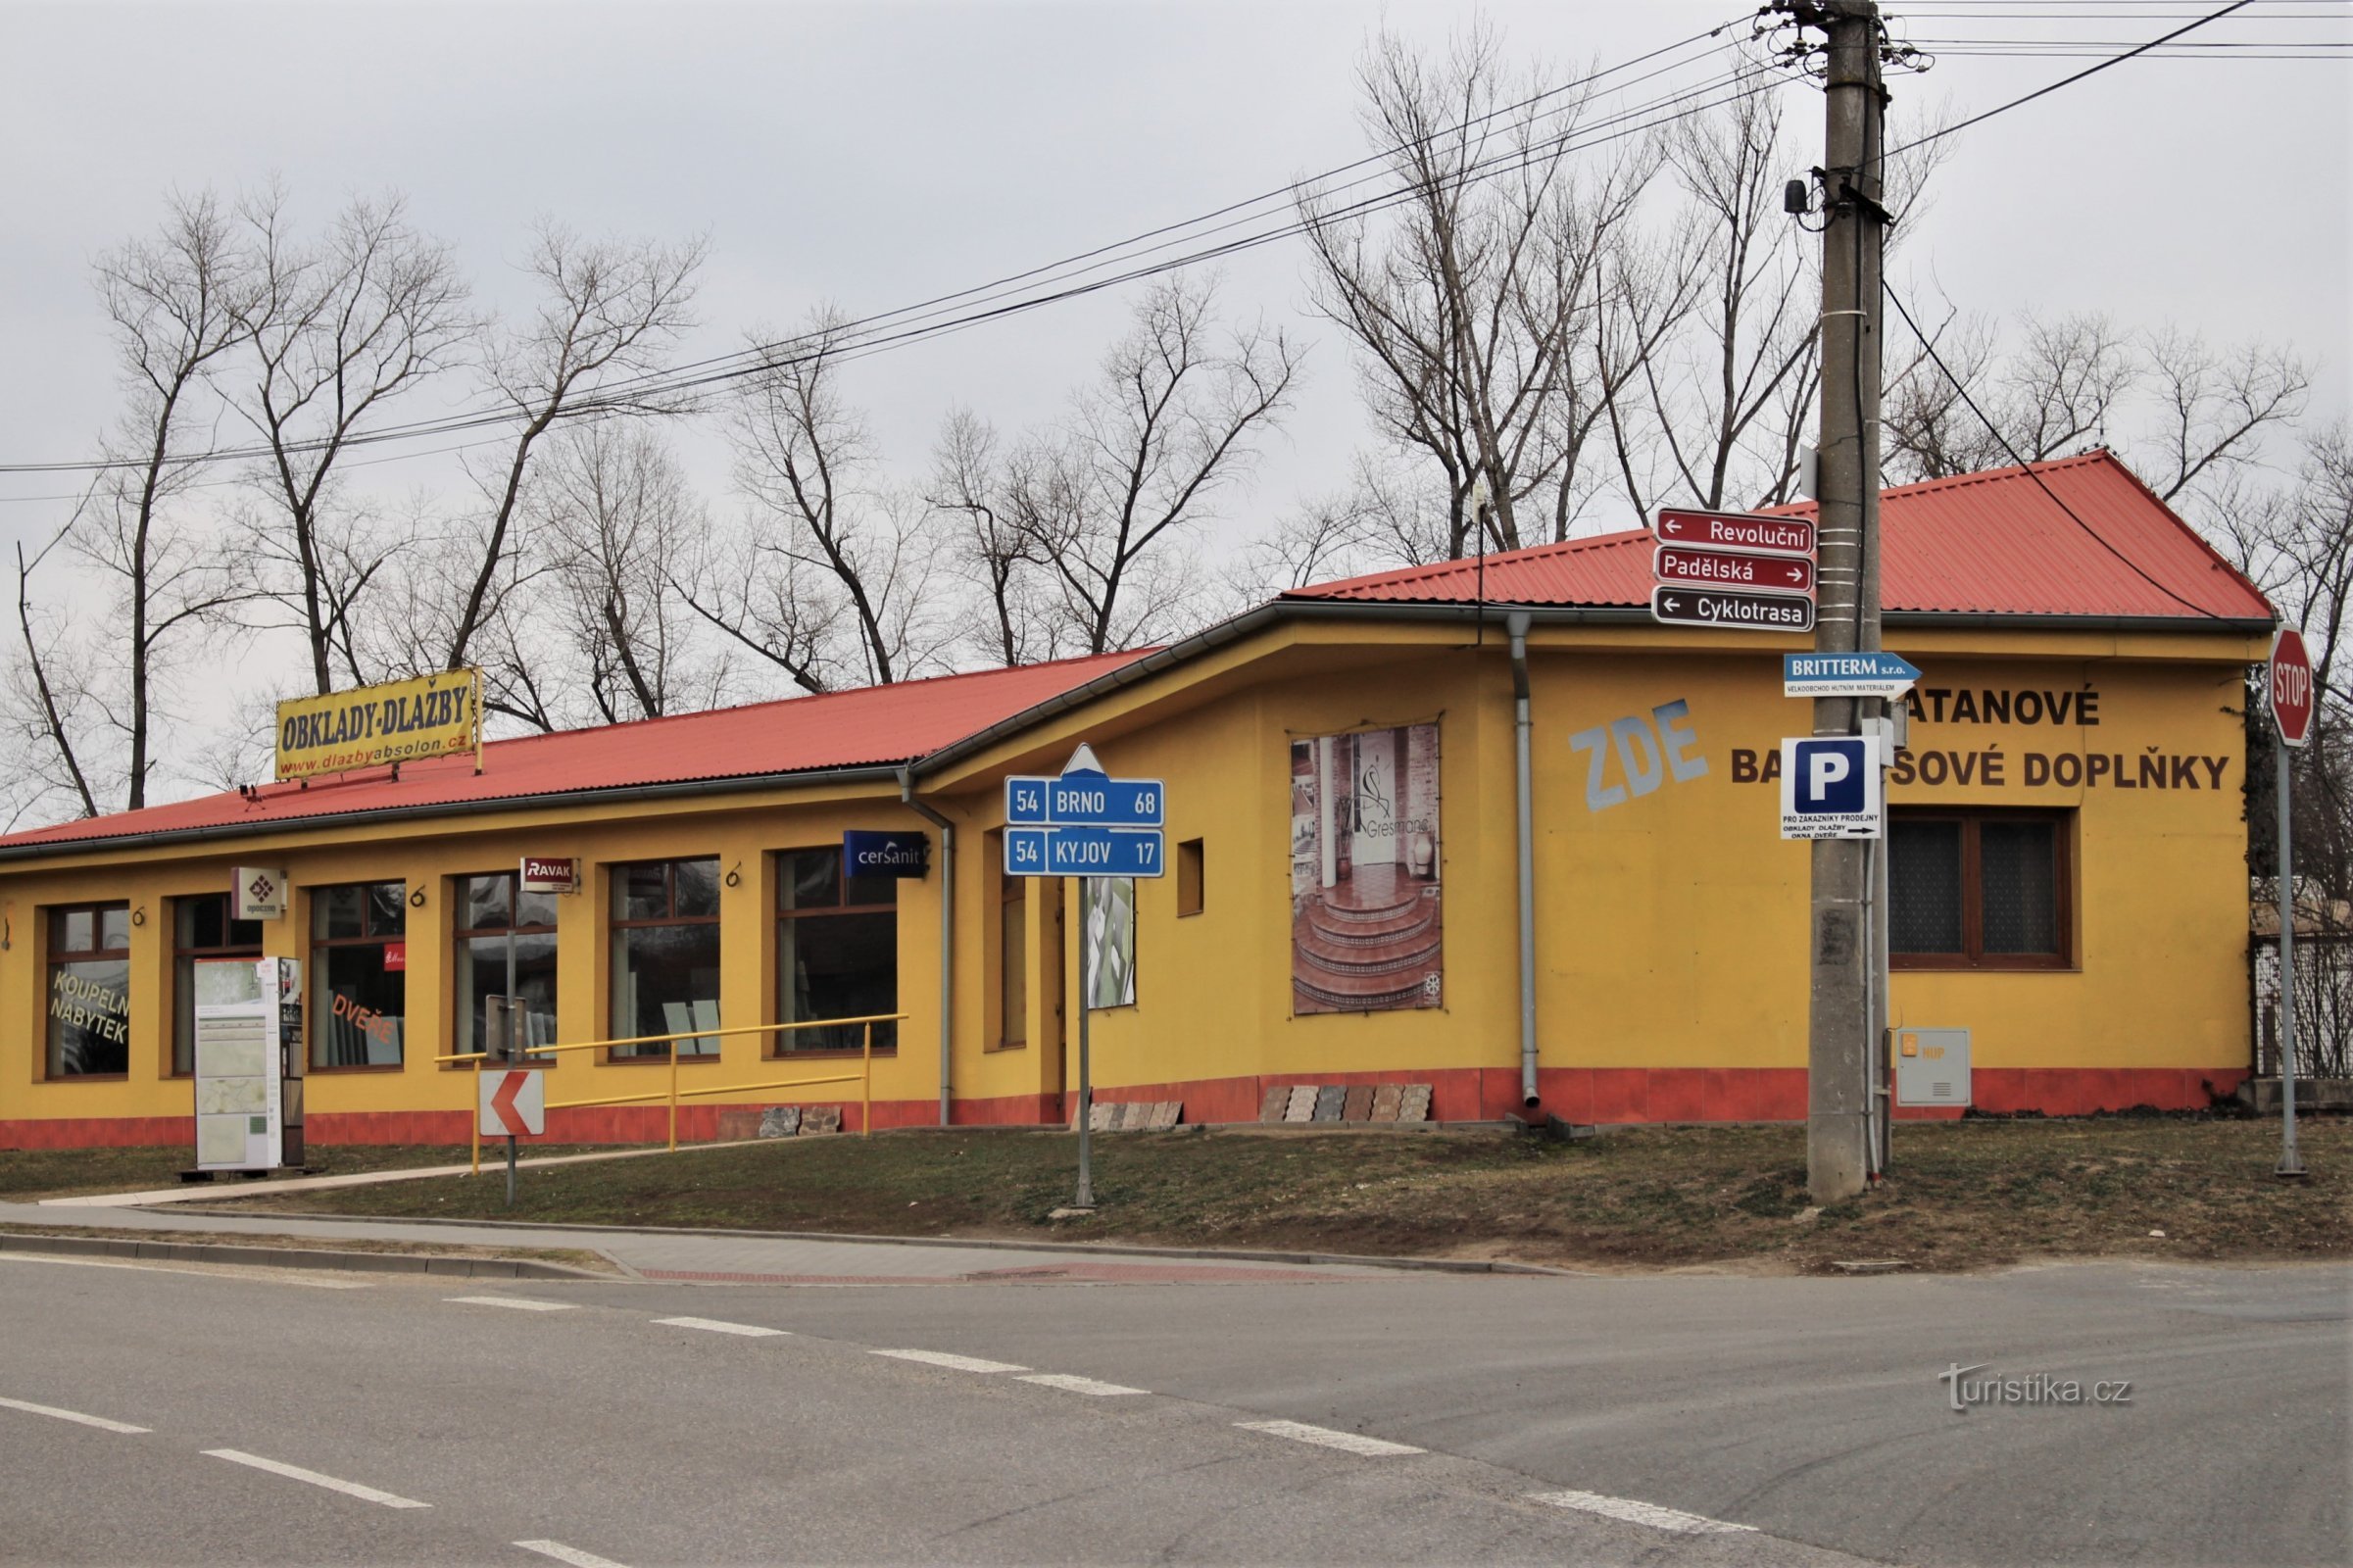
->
[[1370, 1084, 1402, 1122], [801, 1105, 843, 1135], [1343, 1086, 1375, 1122], [1283, 1086, 1317, 1123], [1147, 1102, 1181, 1131], [1397, 1085, 1432, 1123], [1312, 1086, 1347, 1122], [1258, 1086, 1291, 1123], [760, 1106, 803, 1138]]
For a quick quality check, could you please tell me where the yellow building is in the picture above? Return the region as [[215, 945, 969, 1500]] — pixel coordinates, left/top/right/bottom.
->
[[0, 454, 2274, 1148]]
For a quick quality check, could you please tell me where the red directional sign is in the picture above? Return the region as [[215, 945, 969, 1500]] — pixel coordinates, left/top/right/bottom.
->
[[2270, 626, 2315, 749], [478, 1069, 546, 1137], [1653, 544, 1814, 595], [1654, 508, 1815, 560]]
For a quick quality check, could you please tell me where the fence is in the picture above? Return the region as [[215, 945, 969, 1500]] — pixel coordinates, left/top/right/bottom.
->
[[2251, 932, 2353, 1079]]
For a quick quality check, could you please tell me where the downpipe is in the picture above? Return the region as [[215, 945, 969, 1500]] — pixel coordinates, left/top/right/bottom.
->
[[898, 768, 956, 1128], [1507, 612, 1540, 1107]]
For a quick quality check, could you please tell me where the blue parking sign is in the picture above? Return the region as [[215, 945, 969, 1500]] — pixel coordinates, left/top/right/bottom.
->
[[1780, 736, 1883, 840]]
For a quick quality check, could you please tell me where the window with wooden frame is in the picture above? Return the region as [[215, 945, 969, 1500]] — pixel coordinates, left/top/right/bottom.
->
[[311, 882, 409, 1068], [47, 903, 131, 1078], [1889, 808, 2074, 969], [172, 894, 262, 1076], [454, 873, 559, 1063], [775, 848, 897, 1054], [610, 858, 721, 1060]]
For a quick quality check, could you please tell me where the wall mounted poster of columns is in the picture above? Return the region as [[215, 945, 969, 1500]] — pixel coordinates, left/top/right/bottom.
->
[[1083, 875, 1137, 1008], [1289, 723, 1442, 1014]]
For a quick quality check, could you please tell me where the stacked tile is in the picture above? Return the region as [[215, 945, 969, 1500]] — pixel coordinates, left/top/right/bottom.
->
[[1312, 1086, 1348, 1121], [1258, 1086, 1291, 1123], [1370, 1085, 1402, 1122], [1343, 1086, 1375, 1121], [1283, 1085, 1318, 1122], [1397, 1085, 1433, 1122], [1146, 1102, 1182, 1131]]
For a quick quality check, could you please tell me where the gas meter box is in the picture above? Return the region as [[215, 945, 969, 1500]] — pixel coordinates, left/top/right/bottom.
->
[[1893, 1027, 1972, 1107]]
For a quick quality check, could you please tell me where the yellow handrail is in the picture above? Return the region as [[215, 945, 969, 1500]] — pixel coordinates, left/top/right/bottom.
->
[[450, 1013, 906, 1160]]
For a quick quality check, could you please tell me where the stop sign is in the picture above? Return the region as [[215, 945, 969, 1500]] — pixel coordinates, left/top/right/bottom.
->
[[2269, 627, 2316, 749]]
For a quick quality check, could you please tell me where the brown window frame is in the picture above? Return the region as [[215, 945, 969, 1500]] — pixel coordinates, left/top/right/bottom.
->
[[452, 872, 560, 1069], [1177, 838, 1204, 917], [310, 881, 410, 1072], [608, 858, 722, 1062], [172, 894, 263, 1078], [772, 848, 899, 1058], [1889, 808, 2075, 971], [46, 901, 131, 1081]]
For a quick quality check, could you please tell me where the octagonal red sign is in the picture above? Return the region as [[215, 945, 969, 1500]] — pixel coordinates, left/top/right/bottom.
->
[[2269, 626, 2315, 749]]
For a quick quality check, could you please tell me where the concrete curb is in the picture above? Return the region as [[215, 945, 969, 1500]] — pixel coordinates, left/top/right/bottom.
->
[[0, 1229, 612, 1280], [147, 1204, 1581, 1277]]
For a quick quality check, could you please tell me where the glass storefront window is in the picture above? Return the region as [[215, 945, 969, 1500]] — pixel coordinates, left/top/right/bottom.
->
[[173, 895, 263, 1075], [610, 859, 720, 1059], [312, 882, 407, 1068], [776, 848, 897, 1053], [455, 873, 559, 1060], [47, 903, 130, 1077]]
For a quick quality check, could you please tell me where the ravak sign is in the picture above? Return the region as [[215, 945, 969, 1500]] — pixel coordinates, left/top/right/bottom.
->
[[274, 669, 480, 782], [843, 830, 930, 879]]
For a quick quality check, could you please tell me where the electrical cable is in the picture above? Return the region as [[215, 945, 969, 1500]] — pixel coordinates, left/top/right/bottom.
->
[[1881, 280, 2224, 618]]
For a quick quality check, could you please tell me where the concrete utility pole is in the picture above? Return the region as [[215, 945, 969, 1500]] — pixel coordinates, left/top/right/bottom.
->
[[1806, 0, 1887, 1203]]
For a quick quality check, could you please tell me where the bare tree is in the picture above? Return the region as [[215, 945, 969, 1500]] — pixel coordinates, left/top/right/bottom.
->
[[441, 222, 705, 673], [2140, 327, 2309, 505], [231, 186, 472, 694], [953, 278, 1296, 656], [536, 423, 724, 723], [10, 525, 101, 822], [932, 408, 1063, 667], [711, 309, 948, 687], [1300, 24, 1651, 557]]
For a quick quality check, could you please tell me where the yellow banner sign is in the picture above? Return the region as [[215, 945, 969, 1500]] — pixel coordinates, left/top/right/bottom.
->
[[274, 669, 481, 781]]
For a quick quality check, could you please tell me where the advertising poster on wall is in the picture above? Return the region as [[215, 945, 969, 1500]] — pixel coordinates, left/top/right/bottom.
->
[[1083, 875, 1138, 1009], [1289, 723, 1443, 1014]]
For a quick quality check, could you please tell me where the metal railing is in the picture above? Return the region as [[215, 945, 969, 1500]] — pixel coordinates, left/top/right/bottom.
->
[[435, 1012, 907, 1174], [2253, 933, 2353, 1080]]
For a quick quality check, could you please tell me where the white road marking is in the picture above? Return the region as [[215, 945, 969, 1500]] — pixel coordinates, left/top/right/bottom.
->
[[445, 1296, 575, 1312], [1017, 1373, 1148, 1396], [870, 1348, 1030, 1374], [1528, 1489, 1757, 1535], [203, 1448, 430, 1508], [654, 1316, 789, 1338], [0, 1253, 368, 1289], [1235, 1419, 1424, 1456], [0, 1396, 149, 1434], [515, 1541, 632, 1568]]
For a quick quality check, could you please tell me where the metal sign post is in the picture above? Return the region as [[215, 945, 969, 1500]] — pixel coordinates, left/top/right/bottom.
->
[[2268, 627, 2315, 1180], [1004, 744, 1165, 1213]]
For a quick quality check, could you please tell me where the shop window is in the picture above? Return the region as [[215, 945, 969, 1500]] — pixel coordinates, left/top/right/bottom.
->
[[312, 882, 408, 1068], [47, 903, 130, 1078], [172, 895, 262, 1076], [1890, 810, 2072, 970], [775, 848, 898, 1054], [611, 858, 721, 1059], [999, 860, 1027, 1049], [1177, 838, 1204, 917], [455, 873, 559, 1061]]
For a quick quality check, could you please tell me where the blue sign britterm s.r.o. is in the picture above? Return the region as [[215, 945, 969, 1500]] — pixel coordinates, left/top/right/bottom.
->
[[843, 830, 930, 879]]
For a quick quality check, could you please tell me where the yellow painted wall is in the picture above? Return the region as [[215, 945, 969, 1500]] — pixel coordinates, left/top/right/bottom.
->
[[0, 616, 2265, 1138]]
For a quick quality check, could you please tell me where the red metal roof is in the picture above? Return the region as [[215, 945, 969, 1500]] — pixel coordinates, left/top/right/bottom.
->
[[0, 651, 1149, 853], [1284, 450, 2274, 622]]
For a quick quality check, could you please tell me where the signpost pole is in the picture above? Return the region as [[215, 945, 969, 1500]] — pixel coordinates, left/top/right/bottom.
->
[[1073, 875, 1096, 1210], [505, 926, 518, 1207], [2276, 734, 2305, 1179]]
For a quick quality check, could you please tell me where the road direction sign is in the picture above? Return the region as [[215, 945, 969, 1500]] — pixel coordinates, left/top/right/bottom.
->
[[1654, 543, 1814, 595], [1006, 825, 1165, 878], [478, 1068, 545, 1137], [1654, 508, 1816, 559], [1780, 735, 1884, 840], [1005, 772, 1164, 827], [2269, 626, 2315, 748], [1783, 651, 1923, 699], [1651, 585, 1815, 634]]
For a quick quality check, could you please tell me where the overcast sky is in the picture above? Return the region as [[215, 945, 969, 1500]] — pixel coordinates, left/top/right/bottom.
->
[[0, 1, 2345, 682]]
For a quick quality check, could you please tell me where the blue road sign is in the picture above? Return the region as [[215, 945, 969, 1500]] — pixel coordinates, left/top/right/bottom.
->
[[1779, 736, 1884, 840], [1005, 825, 1165, 878], [1005, 770, 1164, 827], [1783, 652, 1923, 699]]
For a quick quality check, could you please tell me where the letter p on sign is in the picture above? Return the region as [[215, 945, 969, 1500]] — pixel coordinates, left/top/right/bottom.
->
[[1809, 750, 1852, 799]]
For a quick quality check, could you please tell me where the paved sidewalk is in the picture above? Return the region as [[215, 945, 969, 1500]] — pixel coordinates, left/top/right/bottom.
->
[[0, 1199, 1398, 1286], [38, 1140, 765, 1209]]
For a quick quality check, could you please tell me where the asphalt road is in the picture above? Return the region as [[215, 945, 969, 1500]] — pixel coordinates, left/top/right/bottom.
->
[[0, 1246, 2342, 1567]]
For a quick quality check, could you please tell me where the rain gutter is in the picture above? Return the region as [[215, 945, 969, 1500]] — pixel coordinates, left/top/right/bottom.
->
[[897, 767, 956, 1128]]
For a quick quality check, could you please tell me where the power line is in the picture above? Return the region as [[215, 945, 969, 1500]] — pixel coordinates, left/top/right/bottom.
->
[[1881, 280, 2223, 619]]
